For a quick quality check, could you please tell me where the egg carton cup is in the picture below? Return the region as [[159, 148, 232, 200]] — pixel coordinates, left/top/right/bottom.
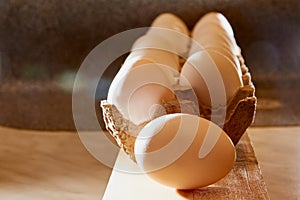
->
[[100, 53, 256, 162]]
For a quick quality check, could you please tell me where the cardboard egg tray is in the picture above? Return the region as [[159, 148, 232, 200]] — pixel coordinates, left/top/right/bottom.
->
[[101, 52, 257, 162]]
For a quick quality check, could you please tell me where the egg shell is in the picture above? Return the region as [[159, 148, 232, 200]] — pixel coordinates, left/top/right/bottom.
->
[[147, 13, 190, 55], [126, 48, 180, 72], [193, 12, 234, 38], [180, 50, 243, 107], [132, 35, 176, 53], [150, 13, 189, 37], [107, 62, 177, 125], [189, 39, 241, 74], [192, 12, 241, 55], [192, 25, 240, 56], [203, 47, 242, 77], [193, 29, 237, 51], [134, 113, 236, 189], [189, 43, 242, 75]]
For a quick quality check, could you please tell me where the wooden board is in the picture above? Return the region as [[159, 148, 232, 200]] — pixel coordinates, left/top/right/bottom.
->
[[249, 127, 300, 200], [0, 126, 112, 200], [103, 133, 269, 200]]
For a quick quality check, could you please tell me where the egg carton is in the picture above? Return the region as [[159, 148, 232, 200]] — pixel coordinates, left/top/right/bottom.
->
[[100, 53, 256, 162]]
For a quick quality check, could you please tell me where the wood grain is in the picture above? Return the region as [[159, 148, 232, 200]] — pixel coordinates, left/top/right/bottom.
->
[[103, 133, 269, 200], [249, 127, 300, 200], [0, 126, 112, 200], [2, 126, 300, 199], [177, 133, 269, 199]]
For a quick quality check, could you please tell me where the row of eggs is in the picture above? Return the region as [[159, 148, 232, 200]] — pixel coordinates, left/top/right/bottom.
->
[[107, 12, 241, 189]]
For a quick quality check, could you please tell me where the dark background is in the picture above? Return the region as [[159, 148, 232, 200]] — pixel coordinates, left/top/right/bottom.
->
[[0, 0, 299, 130]]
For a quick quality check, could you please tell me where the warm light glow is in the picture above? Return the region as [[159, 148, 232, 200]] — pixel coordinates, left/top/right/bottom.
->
[[55, 70, 77, 92]]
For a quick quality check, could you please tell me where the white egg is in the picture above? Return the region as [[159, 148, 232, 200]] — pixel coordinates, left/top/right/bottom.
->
[[147, 13, 190, 55], [134, 113, 236, 189], [180, 50, 243, 107], [107, 61, 178, 125]]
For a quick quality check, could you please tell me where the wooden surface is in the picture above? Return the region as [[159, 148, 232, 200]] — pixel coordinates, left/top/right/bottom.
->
[[1, 126, 300, 199], [103, 133, 269, 200], [249, 127, 300, 200], [0, 126, 112, 200]]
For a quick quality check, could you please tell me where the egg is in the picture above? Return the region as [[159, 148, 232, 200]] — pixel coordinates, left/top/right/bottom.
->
[[190, 20, 242, 74], [193, 12, 234, 38], [107, 61, 178, 125], [192, 12, 240, 55], [132, 34, 176, 53], [189, 38, 241, 74], [134, 113, 236, 189], [146, 13, 190, 55], [126, 49, 180, 73], [151, 13, 189, 36], [203, 47, 242, 77], [193, 29, 237, 54], [194, 29, 240, 57], [180, 50, 243, 107]]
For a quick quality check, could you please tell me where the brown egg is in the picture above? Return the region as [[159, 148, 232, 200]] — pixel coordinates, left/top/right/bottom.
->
[[134, 113, 236, 189], [107, 61, 177, 125], [150, 13, 189, 37], [132, 35, 175, 53], [180, 50, 243, 107], [189, 37, 241, 74], [147, 13, 190, 55], [127, 51, 180, 73], [193, 12, 235, 38], [192, 12, 241, 56], [194, 29, 236, 52]]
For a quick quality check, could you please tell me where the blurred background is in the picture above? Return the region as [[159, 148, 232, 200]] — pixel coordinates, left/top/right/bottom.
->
[[0, 0, 299, 130]]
